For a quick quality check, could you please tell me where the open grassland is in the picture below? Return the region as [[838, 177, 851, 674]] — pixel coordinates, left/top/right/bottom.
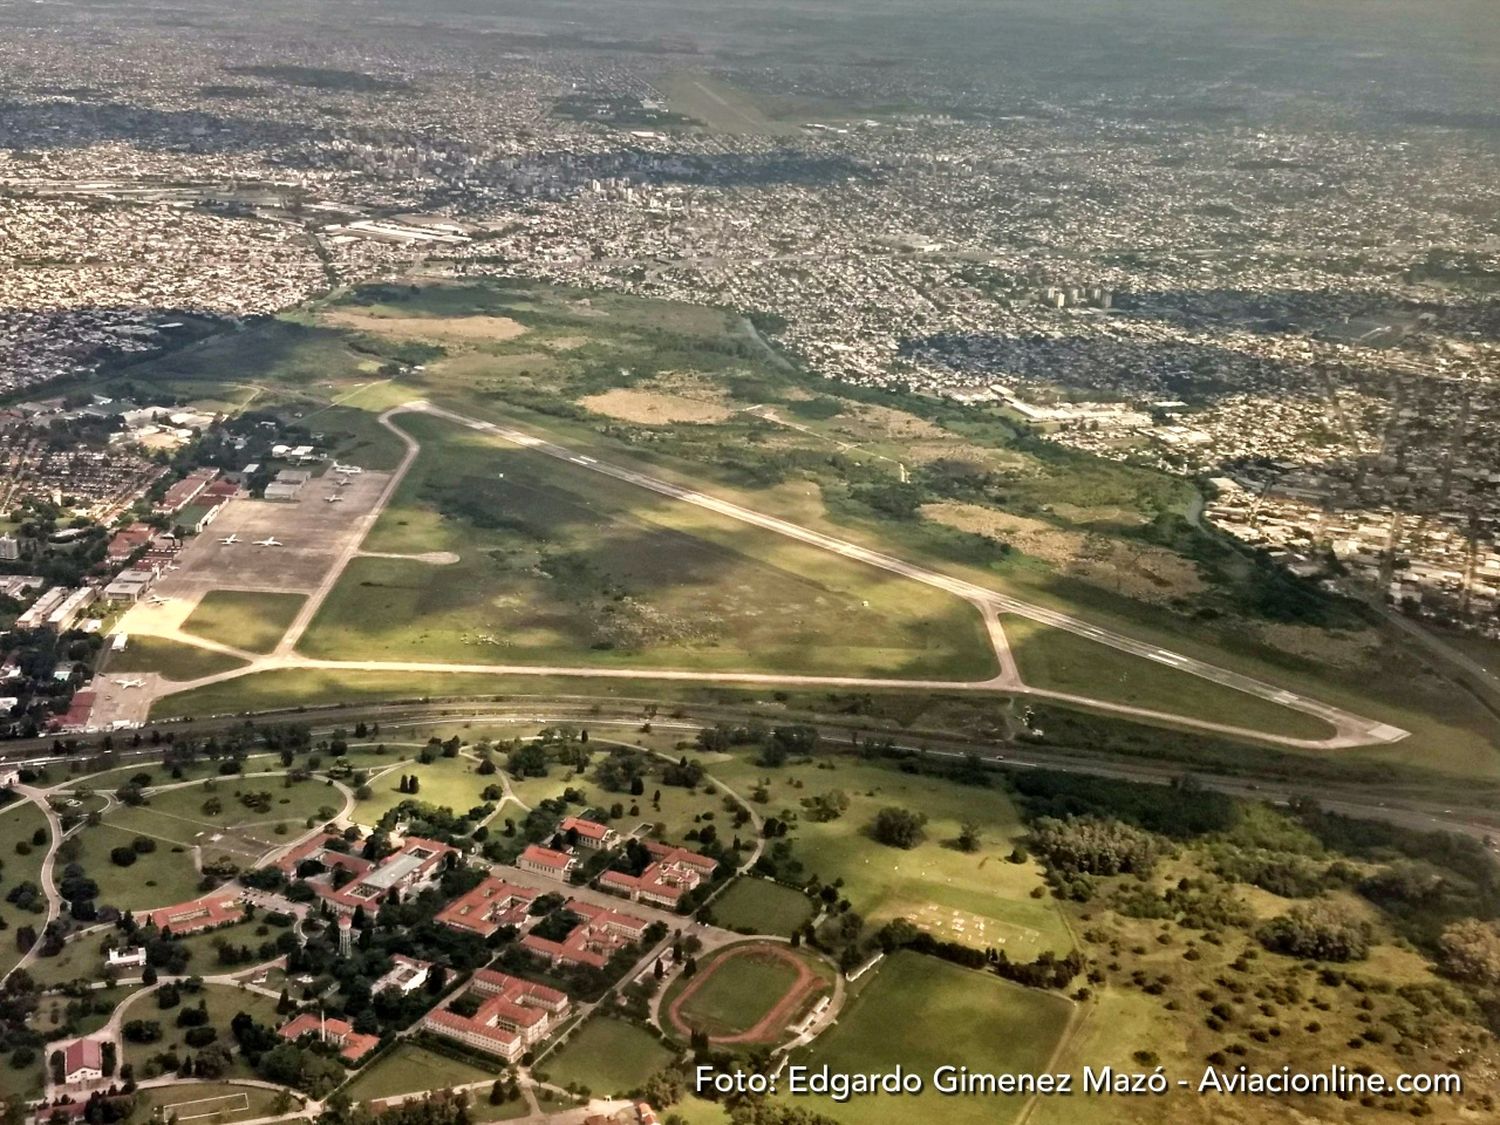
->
[[708, 878, 815, 936], [69, 821, 207, 911], [183, 591, 306, 654], [541, 1017, 675, 1097], [340, 1043, 495, 1103], [710, 755, 1072, 958], [106, 637, 249, 681], [659, 72, 800, 136], [352, 753, 491, 824], [122, 984, 284, 1080], [784, 952, 1072, 1125], [1003, 616, 1336, 741], [0, 801, 51, 977], [300, 413, 995, 681]]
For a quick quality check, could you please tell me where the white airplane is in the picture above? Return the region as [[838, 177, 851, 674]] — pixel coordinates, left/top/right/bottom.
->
[[332, 463, 363, 475], [219, 533, 241, 545], [147, 594, 171, 606], [325, 495, 345, 503], [115, 678, 146, 689], [254, 537, 284, 547], [335, 477, 351, 487]]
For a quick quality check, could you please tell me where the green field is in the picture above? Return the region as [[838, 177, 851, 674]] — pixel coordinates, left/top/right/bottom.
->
[[352, 754, 491, 824], [69, 819, 207, 911], [130, 1081, 295, 1124], [708, 878, 814, 936], [674, 947, 802, 1037], [542, 1017, 674, 1097], [106, 636, 249, 681], [183, 591, 307, 654], [784, 952, 1072, 1125], [1003, 616, 1336, 741], [0, 800, 51, 978], [122, 984, 284, 1080], [299, 413, 996, 682], [340, 1043, 497, 1103], [709, 755, 1072, 958]]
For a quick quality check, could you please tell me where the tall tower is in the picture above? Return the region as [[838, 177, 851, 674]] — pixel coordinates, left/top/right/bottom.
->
[[338, 915, 353, 957]]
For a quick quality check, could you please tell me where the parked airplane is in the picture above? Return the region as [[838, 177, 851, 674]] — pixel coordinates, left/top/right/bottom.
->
[[218, 533, 240, 545], [115, 678, 146, 689], [335, 476, 351, 487], [325, 495, 345, 503], [147, 594, 171, 606], [254, 537, 284, 547], [332, 463, 363, 475]]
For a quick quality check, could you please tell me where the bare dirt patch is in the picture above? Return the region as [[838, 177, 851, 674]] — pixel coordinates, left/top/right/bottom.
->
[[923, 501, 1205, 603], [581, 386, 734, 425], [321, 309, 529, 344]]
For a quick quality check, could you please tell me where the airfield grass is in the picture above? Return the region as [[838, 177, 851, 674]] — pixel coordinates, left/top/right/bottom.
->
[[710, 754, 1071, 958], [670, 944, 808, 1039], [130, 1082, 293, 1125], [0, 801, 51, 978], [340, 1043, 496, 1104], [122, 277, 1500, 777], [299, 413, 995, 682], [183, 591, 306, 654], [1002, 616, 1335, 741], [708, 878, 814, 936], [783, 952, 1072, 1125], [542, 1017, 674, 1097], [106, 636, 249, 681]]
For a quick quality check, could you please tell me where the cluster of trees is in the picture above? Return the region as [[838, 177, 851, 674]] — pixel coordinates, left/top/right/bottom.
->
[[1257, 903, 1372, 963], [1029, 816, 1160, 878], [870, 807, 927, 849], [875, 919, 1086, 990]]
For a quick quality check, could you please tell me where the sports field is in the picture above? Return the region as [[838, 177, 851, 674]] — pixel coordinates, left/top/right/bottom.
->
[[710, 756, 1072, 957], [785, 952, 1072, 1125], [183, 590, 306, 654], [665, 941, 829, 1045], [132, 1081, 293, 1124], [542, 1017, 675, 1096], [298, 413, 996, 681], [1002, 615, 1335, 740], [708, 878, 815, 936]]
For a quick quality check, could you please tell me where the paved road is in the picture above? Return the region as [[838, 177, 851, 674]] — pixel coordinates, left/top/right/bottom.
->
[[6, 785, 67, 985], [145, 401, 1400, 751]]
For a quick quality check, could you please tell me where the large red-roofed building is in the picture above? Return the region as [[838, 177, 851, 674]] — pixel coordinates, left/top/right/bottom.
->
[[519, 899, 650, 970], [597, 840, 717, 909], [436, 876, 539, 938], [420, 969, 569, 1061], [140, 892, 245, 935], [278, 1013, 380, 1063]]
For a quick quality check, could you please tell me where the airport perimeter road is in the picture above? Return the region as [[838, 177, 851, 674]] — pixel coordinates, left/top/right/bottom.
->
[[396, 403, 1404, 749]]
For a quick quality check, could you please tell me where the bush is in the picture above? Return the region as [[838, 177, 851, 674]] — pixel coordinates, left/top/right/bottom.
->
[[870, 807, 927, 849], [109, 847, 137, 867], [1258, 903, 1370, 963]]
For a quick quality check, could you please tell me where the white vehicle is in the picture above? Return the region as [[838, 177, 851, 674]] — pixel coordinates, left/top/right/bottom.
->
[[218, 533, 241, 545], [254, 537, 284, 547], [325, 495, 345, 503]]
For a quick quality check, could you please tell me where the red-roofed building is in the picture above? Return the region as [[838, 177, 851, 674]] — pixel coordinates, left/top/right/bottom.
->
[[518, 844, 577, 881], [436, 876, 539, 938], [60, 1038, 103, 1086], [274, 833, 453, 916], [559, 816, 618, 851], [278, 1013, 380, 1064], [597, 841, 717, 910], [106, 524, 153, 563], [420, 969, 569, 1061], [54, 691, 97, 735], [141, 892, 245, 936], [155, 468, 219, 515], [520, 899, 651, 970]]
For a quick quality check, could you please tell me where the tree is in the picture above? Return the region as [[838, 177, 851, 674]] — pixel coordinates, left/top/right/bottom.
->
[[1438, 919, 1500, 985], [956, 821, 982, 853], [1258, 903, 1371, 963], [871, 807, 927, 850]]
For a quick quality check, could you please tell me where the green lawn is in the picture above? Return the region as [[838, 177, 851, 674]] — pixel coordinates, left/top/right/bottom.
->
[[299, 413, 996, 682], [709, 878, 814, 936], [70, 820, 210, 912], [541, 1017, 674, 1097], [105, 636, 249, 682], [183, 591, 307, 654], [341, 1044, 498, 1103], [122, 984, 284, 1080], [784, 952, 1072, 1125], [353, 753, 493, 825], [30, 931, 116, 989], [709, 755, 1072, 958], [1003, 616, 1336, 741], [129, 1081, 296, 1124], [0, 800, 51, 978]]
